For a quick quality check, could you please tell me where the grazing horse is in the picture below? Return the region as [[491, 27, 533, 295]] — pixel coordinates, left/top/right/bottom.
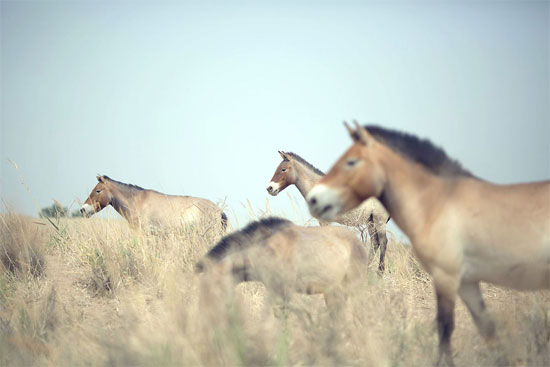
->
[[266, 151, 390, 272], [196, 217, 367, 314], [307, 122, 550, 366], [81, 175, 227, 233]]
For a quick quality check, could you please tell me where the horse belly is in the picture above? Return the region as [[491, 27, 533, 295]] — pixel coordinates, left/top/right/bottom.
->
[[293, 244, 350, 293], [462, 254, 550, 290], [459, 197, 550, 290]]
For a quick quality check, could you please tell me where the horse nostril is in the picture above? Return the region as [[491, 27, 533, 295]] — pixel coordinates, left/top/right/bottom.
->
[[80, 208, 84, 213], [310, 197, 317, 206], [321, 204, 333, 215], [267, 186, 272, 192]]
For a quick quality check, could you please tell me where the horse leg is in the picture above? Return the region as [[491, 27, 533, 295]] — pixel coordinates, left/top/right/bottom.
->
[[433, 272, 459, 367], [359, 226, 368, 243], [376, 227, 388, 273], [367, 215, 388, 273], [458, 282, 496, 342], [323, 288, 347, 321], [366, 214, 380, 253], [458, 282, 509, 364]]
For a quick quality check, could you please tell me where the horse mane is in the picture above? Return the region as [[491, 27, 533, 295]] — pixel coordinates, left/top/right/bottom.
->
[[363, 125, 475, 178], [197, 217, 293, 269], [102, 175, 145, 191], [286, 152, 325, 176]]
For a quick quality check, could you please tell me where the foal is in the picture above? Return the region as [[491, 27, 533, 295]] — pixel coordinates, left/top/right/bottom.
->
[[307, 122, 550, 366], [196, 217, 367, 315], [266, 151, 390, 272], [81, 175, 227, 233]]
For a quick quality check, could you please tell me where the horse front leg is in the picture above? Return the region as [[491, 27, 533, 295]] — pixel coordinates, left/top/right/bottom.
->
[[435, 291, 456, 367], [432, 270, 459, 367], [323, 287, 348, 321], [459, 281, 511, 365], [458, 282, 496, 342]]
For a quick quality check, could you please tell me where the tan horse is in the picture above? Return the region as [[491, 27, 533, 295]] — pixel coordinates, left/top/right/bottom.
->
[[266, 151, 390, 272], [307, 122, 550, 366], [81, 175, 227, 233], [196, 217, 367, 314]]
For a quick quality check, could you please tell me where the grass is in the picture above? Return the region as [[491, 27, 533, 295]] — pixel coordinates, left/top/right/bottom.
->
[[0, 211, 548, 366]]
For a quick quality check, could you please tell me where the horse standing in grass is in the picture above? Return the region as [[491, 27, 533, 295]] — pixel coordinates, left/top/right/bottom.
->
[[81, 175, 227, 233], [266, 151, 390, 272], [307, 122, 550, 366], [196, 217, 367, 315]]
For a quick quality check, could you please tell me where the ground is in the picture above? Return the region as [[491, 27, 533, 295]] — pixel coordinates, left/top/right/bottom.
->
[[1, 214, 548, 366]]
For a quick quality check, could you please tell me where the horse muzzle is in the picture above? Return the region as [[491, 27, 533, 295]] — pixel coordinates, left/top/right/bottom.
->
[[80, 203, 95, 218], [306, 184, 343, 221], [266, 182, 280, 196]]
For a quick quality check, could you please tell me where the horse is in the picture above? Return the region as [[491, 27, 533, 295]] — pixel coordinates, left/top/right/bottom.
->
[[306, 122, 550, 366], [80, 175, 227, 233], [196, 217, 367, 316], [266, 151, 390, 272]]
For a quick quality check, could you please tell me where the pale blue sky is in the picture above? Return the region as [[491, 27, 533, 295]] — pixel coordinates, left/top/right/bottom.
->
[[1, 1, 549, 231]]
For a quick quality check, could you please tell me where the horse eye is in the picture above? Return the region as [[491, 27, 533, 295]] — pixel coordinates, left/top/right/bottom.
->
[[346, 159, 358, 167], [281, 169, 287, 172], [96, 190, 101, 193]]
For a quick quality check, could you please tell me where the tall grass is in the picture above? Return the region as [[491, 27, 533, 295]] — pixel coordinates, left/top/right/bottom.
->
[[0, 211, 548, 366]]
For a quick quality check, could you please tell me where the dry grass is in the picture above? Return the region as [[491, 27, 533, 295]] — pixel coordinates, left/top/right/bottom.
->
[[0, 212, 548, 366]]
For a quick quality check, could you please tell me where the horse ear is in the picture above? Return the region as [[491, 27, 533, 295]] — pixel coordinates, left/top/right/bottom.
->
[[352, 120, 372, 146], [343, 121, 355, 137], [96, 175, 104, 183], [278, 151, 289, 161]]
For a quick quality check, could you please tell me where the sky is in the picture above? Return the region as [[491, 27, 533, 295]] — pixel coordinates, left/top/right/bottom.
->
[[1, 1, 549, 235]]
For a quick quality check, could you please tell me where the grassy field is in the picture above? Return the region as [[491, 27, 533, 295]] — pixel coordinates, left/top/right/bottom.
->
[[0, 212, 548, 366]]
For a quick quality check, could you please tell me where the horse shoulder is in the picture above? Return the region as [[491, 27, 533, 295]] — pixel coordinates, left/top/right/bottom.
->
[[411, 205, 464, 278], [265, 230, 296, 262]]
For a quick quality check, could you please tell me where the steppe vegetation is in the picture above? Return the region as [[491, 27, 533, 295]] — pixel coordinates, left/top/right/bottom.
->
[[1, 209, 548, 366]]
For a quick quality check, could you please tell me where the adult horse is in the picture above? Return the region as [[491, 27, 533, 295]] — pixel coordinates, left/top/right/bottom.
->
[[81, 175, 227, 233], [196, 217, 367, 315], [266, 151, 390, 272], [307, 122, 550, 366]]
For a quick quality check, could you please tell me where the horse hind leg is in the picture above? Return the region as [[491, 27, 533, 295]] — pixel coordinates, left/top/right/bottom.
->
[[367, 215, 388, 273], [366, 214, 380, 252], [377, 229, 388, 273]]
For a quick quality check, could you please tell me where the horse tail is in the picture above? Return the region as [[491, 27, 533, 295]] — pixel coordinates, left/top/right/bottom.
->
[[195, 217, 292, 273], [221, 212, 228, 232]]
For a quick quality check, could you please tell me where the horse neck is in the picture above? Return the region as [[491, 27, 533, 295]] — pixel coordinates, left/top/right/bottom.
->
[[106, 181, 141, 220], [293, 161, 323, 198], [376, 145, 451, 243]]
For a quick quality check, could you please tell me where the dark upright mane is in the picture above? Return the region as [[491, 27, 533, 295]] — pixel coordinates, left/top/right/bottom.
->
[[197, 217, 293, 269], [363, 125, 475, 178], [102, 175, 145, 191], [286, 152, 325, 176]]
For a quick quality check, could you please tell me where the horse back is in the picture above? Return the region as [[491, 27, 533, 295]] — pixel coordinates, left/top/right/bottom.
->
[[264, 226, 361, 291], [137, 190, 222, 228]]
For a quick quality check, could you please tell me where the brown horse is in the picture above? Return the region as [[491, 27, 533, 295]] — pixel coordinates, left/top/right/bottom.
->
[[266, 151, 390, 272], [196, 217, 367, 314], [81, 175, 227, 233], [307, 122, 550, 366]]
